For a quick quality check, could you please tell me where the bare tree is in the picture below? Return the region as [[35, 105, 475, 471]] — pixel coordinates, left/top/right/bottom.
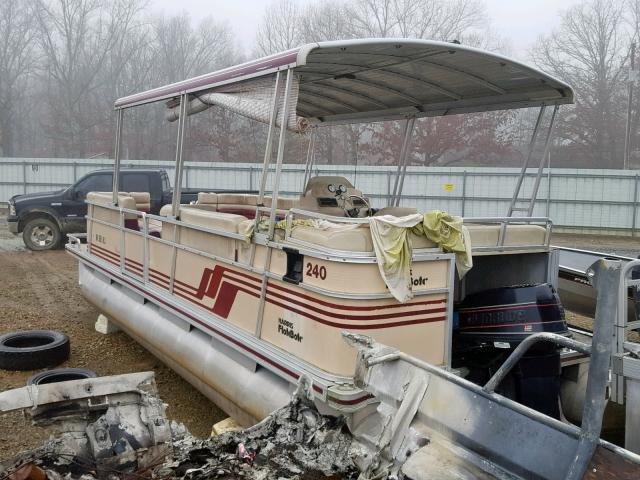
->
[[32, 0, 145, 156], [152, 12, 235, 84], [531, 0, 630, 168], [346, 0, 486, 40], [255, 0, 302, 56], [0, 1, 39, 156], [299, 1, 352, 43]]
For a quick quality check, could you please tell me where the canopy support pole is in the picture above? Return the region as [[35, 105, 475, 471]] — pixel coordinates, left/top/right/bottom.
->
[[255, 69, 294, 337], [257, 71, 283, 207], [250, 71, 282, 267], [112, 109, 124, 204], [507, 106, 545, 217], [267, 69, 294, 238], [171, 93, 189, 217], [391, 117, 416, 207], [527, 104, 558, 216], [390, 120, 409, 205], [302, 128, 317, 190]]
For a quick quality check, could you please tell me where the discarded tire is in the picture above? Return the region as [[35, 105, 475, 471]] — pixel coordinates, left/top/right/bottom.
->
[[27, 367, 96, 386], [0, 330, 70, 371]]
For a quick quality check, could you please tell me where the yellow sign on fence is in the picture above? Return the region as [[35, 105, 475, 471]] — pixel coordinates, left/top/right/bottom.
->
[[444, 183, 455, 192]]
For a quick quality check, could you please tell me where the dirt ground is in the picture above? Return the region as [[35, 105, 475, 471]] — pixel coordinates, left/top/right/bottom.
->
[[0, 214, 225, 459], [553, 232, 640, 258]]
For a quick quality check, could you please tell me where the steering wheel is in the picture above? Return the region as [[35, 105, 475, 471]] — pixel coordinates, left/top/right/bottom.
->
[[327, 184, 371, 217], [343, 194, 372, 217]]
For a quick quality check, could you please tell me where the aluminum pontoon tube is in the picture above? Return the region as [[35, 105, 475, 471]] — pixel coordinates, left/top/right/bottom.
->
[[77, 262, 292, 426]]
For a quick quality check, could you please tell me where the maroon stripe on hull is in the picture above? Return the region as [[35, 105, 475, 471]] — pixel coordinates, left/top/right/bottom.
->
[[268, 281, 446, 311], [89, 245, 448, 328], [71, 249, 315, 388], [94, 244, 446, 314], [72, 249, 398, 406]]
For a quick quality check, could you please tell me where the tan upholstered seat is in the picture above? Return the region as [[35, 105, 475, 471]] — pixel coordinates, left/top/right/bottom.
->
[[87, 192, 137, 218], [290, 220, 437, 252], [217, 194, 258, 206], [197, 192, 218, 205], [180, 208, 246, 232], [374, 207, 417, 217], [177, 209, 246, 259], [291, 224, 373, 251], [465, 224, 547, 247], [128, 192, 150, 212], [216, 193, 258, 217], [263, 196, 299, 210], [159, 204, 174, 216]]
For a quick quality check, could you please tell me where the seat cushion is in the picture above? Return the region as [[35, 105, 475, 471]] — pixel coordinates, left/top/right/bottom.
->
[[197, 192, 218, 205], [291, 224, 373, 251], [374, 207, 417, 217], [263, 196, 299, 209], [180, 208, 246, 233], [128, 192, 150, 212], [217, 193, 258, 206], [465, 224, 546, 247]]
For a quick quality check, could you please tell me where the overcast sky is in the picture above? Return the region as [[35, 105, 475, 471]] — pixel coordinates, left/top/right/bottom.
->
[[149, 0, 584, 61]]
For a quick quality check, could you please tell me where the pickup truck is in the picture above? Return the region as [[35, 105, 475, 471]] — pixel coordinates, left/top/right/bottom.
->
[[7, 168, 221, 251]]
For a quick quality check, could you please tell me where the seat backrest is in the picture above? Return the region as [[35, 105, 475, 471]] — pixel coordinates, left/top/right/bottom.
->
[[128, 192, 151, 212], [374, 207, 417, 217], [197, 192, 218, 205], [86, 192, 138, 220], [178, 208, 246, 259], [263, 196, 299, 210], [217, 193, 258, 206]]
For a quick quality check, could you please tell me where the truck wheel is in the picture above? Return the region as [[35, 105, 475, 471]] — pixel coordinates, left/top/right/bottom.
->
[[23, 217, 61, 250], [0, 330, 70, 371]]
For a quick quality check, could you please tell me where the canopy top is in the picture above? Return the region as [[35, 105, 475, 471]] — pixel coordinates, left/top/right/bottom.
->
[[115, 38, 573, 123]]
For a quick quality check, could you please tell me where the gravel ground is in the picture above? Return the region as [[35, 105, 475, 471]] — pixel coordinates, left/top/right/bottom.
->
[[0, 215, 225, 459], [553, 232, 640, 258]]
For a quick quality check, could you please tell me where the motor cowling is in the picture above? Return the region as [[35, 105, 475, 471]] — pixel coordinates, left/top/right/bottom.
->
[[456, 283, 568, 348], [453, 283, 568, 420]]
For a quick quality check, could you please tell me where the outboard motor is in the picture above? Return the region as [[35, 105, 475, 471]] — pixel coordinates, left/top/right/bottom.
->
[[453, 283, 568, 419]]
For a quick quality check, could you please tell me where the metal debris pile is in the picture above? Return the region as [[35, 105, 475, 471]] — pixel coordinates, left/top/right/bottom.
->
[[0, 373, 358, 480], [155, 395, 358, 480]]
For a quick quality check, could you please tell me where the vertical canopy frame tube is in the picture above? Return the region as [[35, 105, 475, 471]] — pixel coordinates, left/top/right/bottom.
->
[[112, 109, 124, 204], [394, 116, 417, 206], [507, 105, 546, 216], [250, 71, 282, 267], [171, 93, 189, 217], [302, 128, 317, 190], [257, 71, 283, 207], [267, 69, 294, 239], [255, 68, 294, 338], [390, 120, 410, 205], [527, 104, 558, 216]]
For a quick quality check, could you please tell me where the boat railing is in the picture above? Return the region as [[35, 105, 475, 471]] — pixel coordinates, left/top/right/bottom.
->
[[462, 216, 553, 252], [285, 208, 553, 253], [611, 259, 640, 406], [82, 200, 260, 291]]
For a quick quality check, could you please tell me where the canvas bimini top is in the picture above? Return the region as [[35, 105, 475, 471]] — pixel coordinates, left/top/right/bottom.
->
[[114, 38, 574, 125]]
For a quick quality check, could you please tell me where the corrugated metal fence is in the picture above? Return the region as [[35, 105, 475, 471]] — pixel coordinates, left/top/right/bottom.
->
[[1, 158, 638, 235]]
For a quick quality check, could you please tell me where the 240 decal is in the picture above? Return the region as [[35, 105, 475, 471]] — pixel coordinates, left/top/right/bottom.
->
[[305, 262, 327, 280]]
